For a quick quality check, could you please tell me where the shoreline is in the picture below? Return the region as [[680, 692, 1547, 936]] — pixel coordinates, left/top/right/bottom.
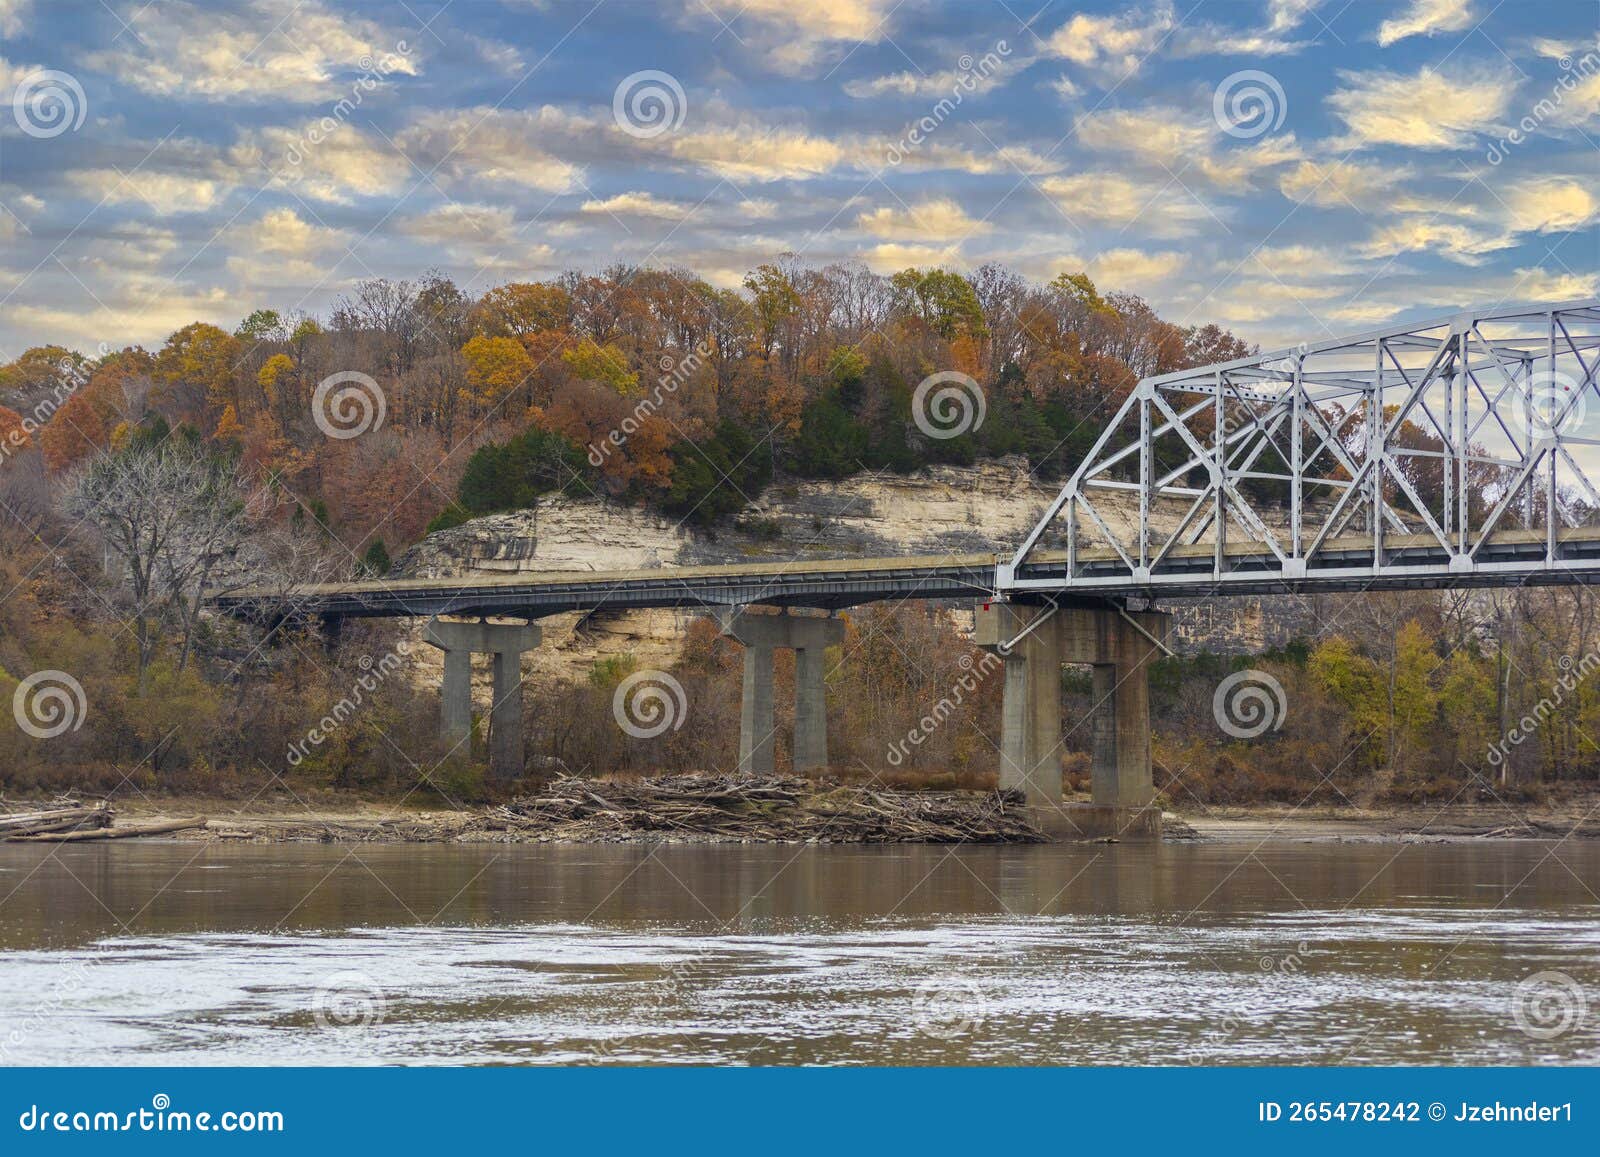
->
[[7, 789, 1593, 846]]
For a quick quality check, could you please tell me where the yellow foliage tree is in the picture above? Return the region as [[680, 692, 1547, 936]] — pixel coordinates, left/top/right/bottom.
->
[[461, 334, 534, 411], [562, 337, 639, 396]]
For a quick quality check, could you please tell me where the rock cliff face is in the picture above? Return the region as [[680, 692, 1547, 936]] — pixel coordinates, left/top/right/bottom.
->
[[393, 459, 1322, 679]]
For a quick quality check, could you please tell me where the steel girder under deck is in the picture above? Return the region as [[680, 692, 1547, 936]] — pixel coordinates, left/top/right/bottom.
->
[[1000, 299, 1600, 598]]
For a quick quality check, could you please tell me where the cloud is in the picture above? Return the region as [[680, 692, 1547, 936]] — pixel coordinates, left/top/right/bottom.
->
[[395, 108, 582, 193], [695, 0, 891, 74], [855, 198, 990, 242], [581, 191, 691, 219], [67, 169, 227, 214], [1502, 176, 1599, 234], [396, 202, 550, 273], [1087, 247, 1187, 288], [1037, 171, 1215, 237], [843, 48, 1021, 100], [232, 124, 410, 203], [224, 209, 347, 288], [1358, 219, 1507, 265], [1328, 65, 1516, 149], [1045, 5, 1174, 77], [469, 35, 524, 76], [87, 0, 418, 103], [858, 242, 963, 273], [239, 207, 343, 256], [1276, 157, 1410, 208], [1376, 0, 1477, 48], [1076, 106, 1303, 188], [0, 0, 28, 37]]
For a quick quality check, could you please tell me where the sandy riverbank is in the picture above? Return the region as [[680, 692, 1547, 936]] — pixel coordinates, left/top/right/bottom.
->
[[46, 784, 1596, 845]]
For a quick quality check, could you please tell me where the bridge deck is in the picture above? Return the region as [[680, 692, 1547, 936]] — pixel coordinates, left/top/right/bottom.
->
[[214, 526, 1600, 621]]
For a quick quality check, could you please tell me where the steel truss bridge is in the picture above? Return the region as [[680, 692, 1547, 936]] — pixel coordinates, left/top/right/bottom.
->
[[216, 299, 1600, 624]]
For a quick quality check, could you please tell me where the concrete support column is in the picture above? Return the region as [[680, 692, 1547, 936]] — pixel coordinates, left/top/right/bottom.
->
[[976, 601, 1170, 837], [1059, 607, 1167, 809], [791, 617, 844, 770], [490, 648, 524, 781], [976, 603, 1063, 806], [439, 648, 472, 743], [720, 608, 845, 775], [738, 640, 776, 774], [422, 618, 541, 780]]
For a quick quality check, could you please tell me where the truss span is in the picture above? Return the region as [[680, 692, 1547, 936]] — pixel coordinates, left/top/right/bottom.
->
[[1001, 299, 1600, 597]]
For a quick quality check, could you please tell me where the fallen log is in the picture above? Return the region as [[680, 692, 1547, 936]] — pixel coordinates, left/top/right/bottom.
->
[[0, 804, 113, 839], [12, 817, 207, 843]]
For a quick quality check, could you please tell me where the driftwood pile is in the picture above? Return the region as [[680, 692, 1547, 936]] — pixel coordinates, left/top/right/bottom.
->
[[0, 801, 207, 843], [487, 774, 1047, 843]]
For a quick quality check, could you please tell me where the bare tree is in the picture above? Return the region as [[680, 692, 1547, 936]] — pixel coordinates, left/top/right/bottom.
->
[[65, 439, 251, 689]]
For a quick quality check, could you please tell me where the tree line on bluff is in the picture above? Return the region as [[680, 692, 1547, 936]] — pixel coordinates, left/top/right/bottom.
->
[[0, 259, 1594, 800]]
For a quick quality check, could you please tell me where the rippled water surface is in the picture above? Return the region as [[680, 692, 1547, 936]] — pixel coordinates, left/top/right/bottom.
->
[[1, 840, 1596, 1065]]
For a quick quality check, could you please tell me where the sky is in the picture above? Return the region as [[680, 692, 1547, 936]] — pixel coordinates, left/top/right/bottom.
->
[[0, 0, 1596, 360]]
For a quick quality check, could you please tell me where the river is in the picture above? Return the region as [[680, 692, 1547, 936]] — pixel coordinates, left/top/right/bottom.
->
[[0, 840, 1595, 1065]]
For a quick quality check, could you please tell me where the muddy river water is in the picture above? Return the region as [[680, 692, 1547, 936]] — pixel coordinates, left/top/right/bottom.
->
[[0, 839, 1595, 1065]]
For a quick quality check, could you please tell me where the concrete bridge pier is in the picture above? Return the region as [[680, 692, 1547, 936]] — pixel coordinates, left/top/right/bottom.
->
[[422, 618, 542, 780], [719, 608, 845, 774], [975, 602, 1169, 840]]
